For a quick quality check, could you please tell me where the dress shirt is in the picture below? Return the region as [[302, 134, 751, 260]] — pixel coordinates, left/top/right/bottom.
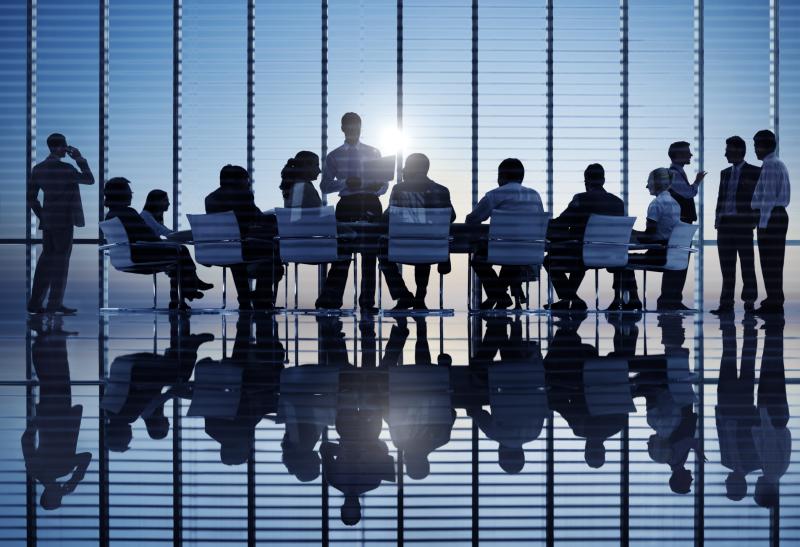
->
[[465, 182, 544, 224], [721, 162, 744, 217], [28, 154, 95, 228], [668, 162, 699, 199], [751, 152, 791, 228], [320, 141, 384, 197], [140, 210, 174, 238], [646, 190, 681, 241]]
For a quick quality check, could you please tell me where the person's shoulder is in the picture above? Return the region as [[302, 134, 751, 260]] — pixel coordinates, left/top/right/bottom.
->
[[360, 142, 381, 156]]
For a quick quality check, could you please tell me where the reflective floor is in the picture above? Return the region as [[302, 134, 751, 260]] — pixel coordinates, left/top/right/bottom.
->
[[1, 307, 798, 546]]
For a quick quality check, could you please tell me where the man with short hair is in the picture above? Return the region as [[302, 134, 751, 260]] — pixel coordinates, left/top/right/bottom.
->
[[543, 164, 624, 311], [751, 129, 791, 315], [466, 158, 544, 310], [711, 136, 760, 315], [27, 133, 95, 315]]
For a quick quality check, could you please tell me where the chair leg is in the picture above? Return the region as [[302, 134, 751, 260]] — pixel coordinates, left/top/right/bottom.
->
[[439, 272, 444, 310], [594, 269, 599, 310], [152, 274, 158, 309], [643, 270, 647, 311], [221, 266, 227, 309], [353, 253, 358, 310], [294, 263, 299, 309], [284, 263, 289, 310], [378, 266, 383, 312], [466, 254, 472, 312]]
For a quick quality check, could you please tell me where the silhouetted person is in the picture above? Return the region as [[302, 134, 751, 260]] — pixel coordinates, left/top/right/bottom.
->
[[544, 164, 624, 311], [140, 189, 175, 238], [104, 178, 212, 310], [22, 318, 91, 510], [280, 151, 323, 208], [710, 136, 760, 315], [205, 164, 282, 310], [662, 141, 706, 311], [467, 158, 545, 310], [379, 153, 456, 310], [752, 316, 790, 508], [27, 133, 94, 315], [751, 130, 791, 315], [611, 168, 681, 311], [318, 112, 388, 311], [715, 314, 760, 501]]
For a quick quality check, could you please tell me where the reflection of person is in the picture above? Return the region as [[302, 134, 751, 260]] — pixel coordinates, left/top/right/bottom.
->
[[467, 159, 545, 310], [22, 319, 91, 510], [750, 130, 791, 315], [544, 164, 624, 311], [280, 151, 323, 209], [140, 189, 175, 238], [711, 137, 760, 315], [664, 141, 706, 311], [318, 112, 385, 311], [27, 133, 95, 315], [379, 154, 456, 310]]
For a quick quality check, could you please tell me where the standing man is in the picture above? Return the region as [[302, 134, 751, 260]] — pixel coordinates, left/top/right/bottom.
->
[[710, 136, 760, 315], [318, 112, 386, 312], [751, 129, 791, 315], [663, 141, 706, 311], [27, 133, 95, 315]]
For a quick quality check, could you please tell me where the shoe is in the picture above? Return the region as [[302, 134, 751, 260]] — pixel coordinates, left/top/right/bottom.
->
[[494, 294, 513, 310], [45, 305, 77, 315], [360, 306, 379, 315], [315, 298, 342, 310], [238, 301, 253, 312], [197, 280, 214, 291], [480, 298, 497, 310], [27, 305, 45, 315], [544, 299, 571, 311], [744, 301, 755, 313], [392, 297, 415, 311], [184, 291, 204, 301], [169, 301, 191, 312], [753, 305, 783, 316], [412, 298, 428, 311], [570, 298, 588, 311], [622, 298, 643, 311], [603, 299, 623, 312], [710, 305, 734, 316]]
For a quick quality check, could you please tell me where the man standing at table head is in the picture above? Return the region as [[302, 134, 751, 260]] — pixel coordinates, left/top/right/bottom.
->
[[317, 112, 386, 311], [27, 133, 95, 315], [661, 141, 706, 311], [710, 136, 760, 315], [751, 129, 791, 315]]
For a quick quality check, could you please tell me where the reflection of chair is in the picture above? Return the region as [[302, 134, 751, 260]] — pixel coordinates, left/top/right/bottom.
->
[[381, 206, 453, 314], [582, 215, 636, 310], [188, 211, 252, 310], [275, 206, 354, 312], [99, 217, 181, 311], [187, 359, 244, 418], [582, 358, 636, 416], [469, 211, 550, 311], [627, 222, 698, 311]]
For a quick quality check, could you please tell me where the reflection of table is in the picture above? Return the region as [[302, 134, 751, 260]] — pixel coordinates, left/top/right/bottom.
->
[[337, 222, 489, 254]]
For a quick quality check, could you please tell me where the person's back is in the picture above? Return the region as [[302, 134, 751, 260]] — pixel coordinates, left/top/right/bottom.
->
[[285, 181, 322, 209], [558, 187, 625, 240], [205, 165, 262, 237], [32, 157, 88, 228], [106, 206, 160, 244], [646, 190, 681, 243]]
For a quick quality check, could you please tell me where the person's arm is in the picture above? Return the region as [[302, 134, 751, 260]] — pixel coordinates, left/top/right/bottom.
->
[[27, 171, 43, 221], [319, 153, 343, 195], [714, 171, 725, 229], [465, 193, 494, 224], [751, 163, 770, 228], [67, 148, 94, 185]]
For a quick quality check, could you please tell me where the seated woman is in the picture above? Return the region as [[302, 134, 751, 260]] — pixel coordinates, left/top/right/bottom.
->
[[279, 151, 323, 208], [103, 178, 212, 310], [608, 167, 680, 311], [140, 189, 174, 238]]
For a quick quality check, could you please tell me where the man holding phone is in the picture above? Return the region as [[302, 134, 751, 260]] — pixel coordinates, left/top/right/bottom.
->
[[27, 133, 95, 315]]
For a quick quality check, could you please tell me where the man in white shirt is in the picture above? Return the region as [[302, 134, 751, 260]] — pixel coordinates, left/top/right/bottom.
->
[[751, 130, 791, 315], [317, 112, 385, 311]]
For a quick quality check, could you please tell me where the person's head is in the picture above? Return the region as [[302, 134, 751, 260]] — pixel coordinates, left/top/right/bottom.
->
[[669, 466, 693, 494], [725, 136, 747, 164], [585, 438, 606, 468], [40, 486, 64, 511], [46, 133, 68, 158], [497, 158, 525, 186], [725, 471, 748, 501], [668, 141, 692, 165], [103, 177, 133, 209], [219, 164, 251, 190], [647, 434, 672, 464], [282, 446, 321, 482], [753, 129, 777, 160], [405, 451, 431, 480], [402, 153, 431, 181], [754, 476, 779, 508], [294, 150, 321, 181], [143, 189, 170, 221], [341, 112, 362, 144], [144, 414, 170, 440], [646, 167, 672, 196], [584, 163, 605, 190], [106, 418, 133, 452], [221, 441, 251, 466], [498, 446, 525, 474], [341, 495, 362, 526]]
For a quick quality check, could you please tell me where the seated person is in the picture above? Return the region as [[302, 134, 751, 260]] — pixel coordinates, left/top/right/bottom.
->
[[103, 178, 212, 310], [140, 189, 176, 238], [280, 151, 323, 209], [379, 153, 456, 310], [544, 164, 624, 311], [205, 164, 282, 311], [466, 158, 545, 310], [608, 167, 681, 311]]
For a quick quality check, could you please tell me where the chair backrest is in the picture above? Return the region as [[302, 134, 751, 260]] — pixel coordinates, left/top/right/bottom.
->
[[387, 206, 451, 265], [582, 214, 636, 268], [663, 222, 697, 271], [582, 357, 635, 416], [275, 206, 340, 264], [99, 217, 135, 270], [187, 212, 244, 266], [487, 211, 549, 266]]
